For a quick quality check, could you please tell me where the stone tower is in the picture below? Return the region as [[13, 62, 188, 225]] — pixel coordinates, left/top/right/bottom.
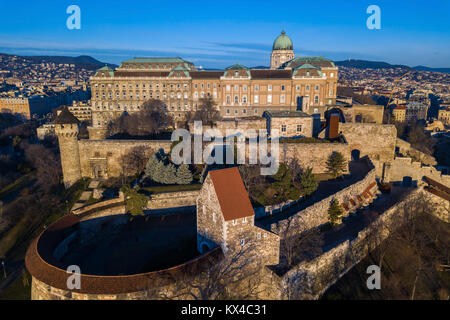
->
[[54, 107, 82, 188], [270, 30, 295, 69]]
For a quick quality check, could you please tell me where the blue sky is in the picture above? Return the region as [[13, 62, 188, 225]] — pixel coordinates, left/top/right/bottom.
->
[[0, 0, 449, 68]]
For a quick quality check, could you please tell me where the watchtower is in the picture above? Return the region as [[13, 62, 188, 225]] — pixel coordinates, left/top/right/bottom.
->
[[54, 107, 82, 188]]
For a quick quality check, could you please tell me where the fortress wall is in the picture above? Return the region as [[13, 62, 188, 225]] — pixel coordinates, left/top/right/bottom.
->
[[280, 142, 351, 174], [278, 188, 423, 299], [78, 139, 172, 178], [146, 190, 200, 210], [396, 138, 437, 166], [270, 167, 378, 236], [340, 123, 397, 176], [390, 157, 450, 186]]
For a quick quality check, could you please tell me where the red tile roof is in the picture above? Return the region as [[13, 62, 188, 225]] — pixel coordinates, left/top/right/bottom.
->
[[208, 167, 255, 221]]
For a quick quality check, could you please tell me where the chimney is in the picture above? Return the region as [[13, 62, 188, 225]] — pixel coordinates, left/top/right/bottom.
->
[[328, 113, 340, 140]]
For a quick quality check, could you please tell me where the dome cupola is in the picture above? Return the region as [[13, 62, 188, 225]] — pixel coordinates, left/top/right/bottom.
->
[[273, 30, 293, 50]]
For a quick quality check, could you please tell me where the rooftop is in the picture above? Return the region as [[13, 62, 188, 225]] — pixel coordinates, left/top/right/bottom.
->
[[209, 167, 255, 221], [53, 107, 80, 125], [264, 110, 312, 118]]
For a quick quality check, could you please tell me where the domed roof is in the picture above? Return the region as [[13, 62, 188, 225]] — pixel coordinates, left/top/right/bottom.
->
[[273, 30, 293, 51]]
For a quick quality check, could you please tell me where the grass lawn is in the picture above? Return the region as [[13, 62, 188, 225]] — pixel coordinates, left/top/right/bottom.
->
[[141, 184, 202, 194], [0, 178, 90, 261], [0, 270, 31, 300]]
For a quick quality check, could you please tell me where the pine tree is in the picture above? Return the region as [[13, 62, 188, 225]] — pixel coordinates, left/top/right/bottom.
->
[[328, 198, 343, 227], [144, 153, 159, 181], [151, 159, 166, 183], [176, 164, 193, 185], [326, 151, 347, 179], [299, 167, 318, 196], [161, 163, 177, 184]]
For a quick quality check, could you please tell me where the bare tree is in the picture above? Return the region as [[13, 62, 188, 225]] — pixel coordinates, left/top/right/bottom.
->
[[119, 146, 151, 183], [107, 99, 174, 137], [191, 97, 221, 127], [151, 239, 264, 300]]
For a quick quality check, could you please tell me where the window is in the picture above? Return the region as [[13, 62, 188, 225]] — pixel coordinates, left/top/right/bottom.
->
[[234, 85, 239, 91], [243, 109, 247, 114], [194, 83, 198, 89], [280, 94, 286, 103], [257, 233, 261, 240], [234, 109, 238, 115], [254, 108, 258, 115], [226, 95, 231, 104], [235, 71, 239, 77], [234, 95, 239, 104], [281, 85, 285, 91], [281, 125, 287, 132], [330, 72, 334, 78], [194, 92, 198, 99], [314, 95, 319, 104], [255, 85, 259, 91], [306, 85, 310, 91], [242, 95, 247, 103], [314, 108, 319, 113], [267, 94, 272, 103], [296, 85, 300, 91], [297, 125, 302, 132], [243, 85, 247, 91], [226, 109, 230, 115], [226, 85, 230, 91], [315, 85, 320, 91], [254, 95, 259, 104], [268, 84, 272, 91]]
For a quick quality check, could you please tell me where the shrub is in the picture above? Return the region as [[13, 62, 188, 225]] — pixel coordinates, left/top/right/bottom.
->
[[328, 199, 343, 227], [326, 151, 347, 179], [299, 167, 319, 196]]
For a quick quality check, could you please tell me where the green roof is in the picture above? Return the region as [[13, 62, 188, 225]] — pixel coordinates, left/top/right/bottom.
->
[[95, 65, 114, 77], [122, 57, 193, 64], [169, 66, 190, 77], [294, 63, 320, 69], [273, 31, 293, 50], [225, 63, 248, 70], [284, 56, 335, 68], [263, 110, 312, 118]]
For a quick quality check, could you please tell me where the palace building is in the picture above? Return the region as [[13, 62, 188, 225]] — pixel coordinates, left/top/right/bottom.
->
[[89, 31, 338, 138]]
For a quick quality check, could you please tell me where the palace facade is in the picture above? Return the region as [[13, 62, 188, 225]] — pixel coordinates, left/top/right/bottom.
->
[[89, 31, 338, 136]]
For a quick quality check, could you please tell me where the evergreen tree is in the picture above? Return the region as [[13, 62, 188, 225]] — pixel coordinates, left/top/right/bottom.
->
[[151, 159, 166, 183], [326, 151, 347, 179], [271, 163, 301, 201], [176, 164, 193, 185], [299, 167, 319, 196], [328, 198, 343, 227], [144, 153, 159, 181], [161, 163, 177, 184]]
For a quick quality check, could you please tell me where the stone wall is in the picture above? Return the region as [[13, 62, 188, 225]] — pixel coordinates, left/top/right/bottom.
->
[[396, 138, 437, 166], [146, 190, 199, 210], [276, 188, 423, 299], [269, 166, 378, 236], [78, 139, 172, 178], [340, 123, 396, 177], [279, 142, 351, 174], [390, 157, 450, 186]]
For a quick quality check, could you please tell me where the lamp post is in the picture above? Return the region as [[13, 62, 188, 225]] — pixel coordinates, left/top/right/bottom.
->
[[1, 260, 6, 279]]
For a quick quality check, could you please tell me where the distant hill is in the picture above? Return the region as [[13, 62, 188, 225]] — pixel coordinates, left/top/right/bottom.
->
[[335, 59, 450, 74], [0, 53, 117, 70], [413, 65, 450, 74], [335, 59, 410, 70]]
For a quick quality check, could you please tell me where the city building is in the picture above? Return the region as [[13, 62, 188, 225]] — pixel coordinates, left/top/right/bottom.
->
[[263, 110, 313, 138], [89, 31, 338, 138], [392, 105, 406, 122], [438, 107, 450, 125], [68, 100, 92, 123], [405, 101, 429, 122]]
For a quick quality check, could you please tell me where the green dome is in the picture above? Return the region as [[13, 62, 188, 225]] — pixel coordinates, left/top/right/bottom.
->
[[273, 30, 293, 50]]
